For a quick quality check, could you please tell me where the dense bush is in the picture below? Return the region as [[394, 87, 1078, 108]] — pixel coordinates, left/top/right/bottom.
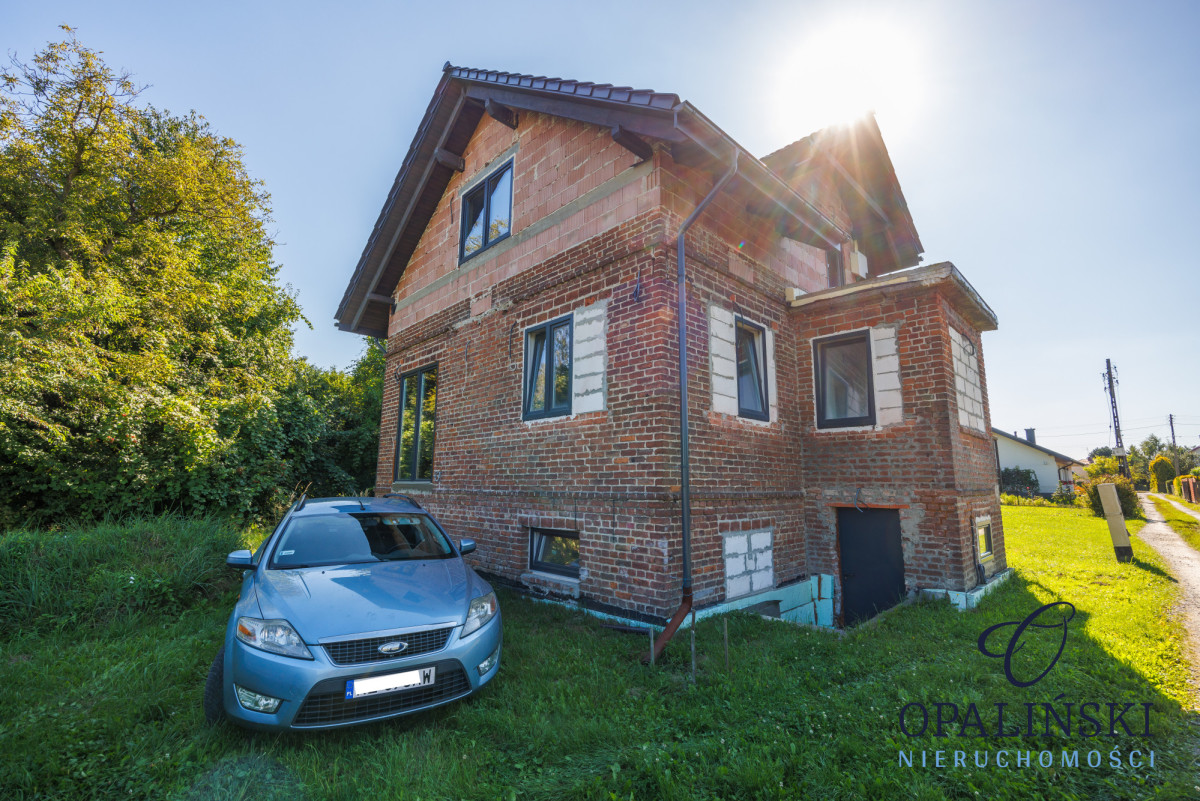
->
[[1078, 475, 1142, 519], [1150, 455, 1176, 493], [1000, 467, 1040, 497], [999, 493, 1055, 507], [0, 514, 245, 632], [1050, 486, 1077, 505], [0, 34, 383, 525]]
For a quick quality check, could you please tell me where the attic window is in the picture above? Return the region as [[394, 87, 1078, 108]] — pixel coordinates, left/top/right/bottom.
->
[[460, 161, 512, 261]]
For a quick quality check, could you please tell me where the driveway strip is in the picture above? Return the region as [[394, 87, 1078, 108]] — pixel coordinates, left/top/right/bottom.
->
[[1136, 493, 1200, 709]]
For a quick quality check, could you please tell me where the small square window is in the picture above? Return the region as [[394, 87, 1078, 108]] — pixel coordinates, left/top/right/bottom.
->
[[529, 528, 580, 578], [735, 318, 768, 421], [814, 331, 874, 428], [976, 516, 993, 559], [460, 161, 512, 261], [524, 315, 572, 420]]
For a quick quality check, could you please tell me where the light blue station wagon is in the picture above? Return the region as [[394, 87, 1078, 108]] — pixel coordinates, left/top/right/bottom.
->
[[205, 495, 501, 730]]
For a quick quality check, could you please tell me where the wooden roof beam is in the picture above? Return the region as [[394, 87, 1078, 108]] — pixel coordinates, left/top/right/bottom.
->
[[485, 99, 518, 129], [434, 148, 465, 172], [611, 125, 653, 161]]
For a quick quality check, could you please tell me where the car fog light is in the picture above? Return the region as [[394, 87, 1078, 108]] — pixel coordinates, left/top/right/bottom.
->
[[477, 645, 501, 676], [234, 685, 282, 714]]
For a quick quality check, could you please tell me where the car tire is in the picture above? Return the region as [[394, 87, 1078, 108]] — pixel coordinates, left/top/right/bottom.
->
[[203, 646, 226, 725]]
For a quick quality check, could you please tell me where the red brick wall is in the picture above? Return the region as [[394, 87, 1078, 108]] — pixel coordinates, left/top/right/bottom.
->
[[371, 111, 1000, 622], [792, 284, 1005, 612], [378, 210, 689, 618], [388, 113, 650, 337]]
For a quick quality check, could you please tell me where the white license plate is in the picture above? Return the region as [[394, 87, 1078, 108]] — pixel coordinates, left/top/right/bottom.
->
[[345, 666, 436, 699]]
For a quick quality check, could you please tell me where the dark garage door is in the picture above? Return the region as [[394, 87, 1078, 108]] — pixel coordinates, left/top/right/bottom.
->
[[837, 507, 905, 625]]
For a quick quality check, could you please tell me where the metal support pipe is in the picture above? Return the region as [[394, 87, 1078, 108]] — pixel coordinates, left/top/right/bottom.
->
[[676, 152, 739, 591], [642, 152, 739, 666]]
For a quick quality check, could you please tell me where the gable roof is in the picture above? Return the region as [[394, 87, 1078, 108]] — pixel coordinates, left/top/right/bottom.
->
[[336, 64, 925, 337], [762, 116, 923, 273], [992, 428, 1080, 466]]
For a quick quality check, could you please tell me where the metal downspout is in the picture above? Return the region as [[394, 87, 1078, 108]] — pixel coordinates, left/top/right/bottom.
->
[[643, 151, 740, 664]]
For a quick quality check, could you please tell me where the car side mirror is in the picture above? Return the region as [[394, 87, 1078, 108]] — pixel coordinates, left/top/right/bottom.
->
[[226, 549, 254, 568], [459, 538, 477, 556]]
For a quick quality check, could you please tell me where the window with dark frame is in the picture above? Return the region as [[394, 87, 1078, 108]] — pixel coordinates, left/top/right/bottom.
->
[[826, 248, 844, 288], [523, 315, 572, 420], [814, 331, 875, 428], [976, 517, 993, 560], [735, 318, 768, 421], [393, 364, 437, 482], [460, 160, 512, 261], [529, 527, 580, 578]]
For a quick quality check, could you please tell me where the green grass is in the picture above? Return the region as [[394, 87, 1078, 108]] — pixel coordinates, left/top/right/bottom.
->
[[0, 509, 1196, 800], [1151, 495, 1200, 554], [0, 514, 247, 633], [1161, 494, 1200, 515]]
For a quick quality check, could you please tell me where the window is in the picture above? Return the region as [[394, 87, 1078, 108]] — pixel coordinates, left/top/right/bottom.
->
[[460, 161, 512, 261], [271, 513, 453, 569], [529, 528, 580, 578], [976, 516, 993, 560], [524, 316, 572, 420], [814, 331, 875, 428], [394, 365, 437, 482], [710, 306, 775, 421], [735, 318, 768, 421], [826, 248, 844, 288]]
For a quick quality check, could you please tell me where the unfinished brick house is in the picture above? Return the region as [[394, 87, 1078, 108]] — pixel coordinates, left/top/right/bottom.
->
[[335, 65, 1006, 630]]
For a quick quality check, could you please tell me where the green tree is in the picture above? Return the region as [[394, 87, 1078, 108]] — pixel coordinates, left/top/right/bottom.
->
[[1087, 446, 1113, 459], [0, 30, 306, 522], [1086, 455, 1120, 478], [1150, 455, 1175, 493]]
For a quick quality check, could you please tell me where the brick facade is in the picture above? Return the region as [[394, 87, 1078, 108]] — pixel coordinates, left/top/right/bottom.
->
[[358, 95, 1003, 624]]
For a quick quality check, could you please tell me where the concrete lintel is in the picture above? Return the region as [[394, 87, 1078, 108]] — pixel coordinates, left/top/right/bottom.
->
[[788, 262, 998, 331]]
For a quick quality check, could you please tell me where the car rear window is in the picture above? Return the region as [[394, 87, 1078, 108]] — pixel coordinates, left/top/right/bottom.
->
[[270, 513, 454, 568]]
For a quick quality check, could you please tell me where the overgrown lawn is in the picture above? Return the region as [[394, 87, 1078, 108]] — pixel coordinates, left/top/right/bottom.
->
[[1, 509, 1196, 800]]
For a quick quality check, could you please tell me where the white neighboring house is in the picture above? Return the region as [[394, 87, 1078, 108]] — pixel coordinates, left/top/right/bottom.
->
[[992, 428, 1082, 497]]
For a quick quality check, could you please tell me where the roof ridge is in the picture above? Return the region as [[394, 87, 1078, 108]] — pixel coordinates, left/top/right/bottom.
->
[[443, 64, 681, 110]]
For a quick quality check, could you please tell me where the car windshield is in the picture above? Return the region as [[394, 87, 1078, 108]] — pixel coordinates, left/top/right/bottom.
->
[[270, 513, 454, 568]]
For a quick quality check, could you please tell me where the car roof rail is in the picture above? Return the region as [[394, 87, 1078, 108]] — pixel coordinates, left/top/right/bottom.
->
[[296, 493, 307, 511], [384, 492, 423, 509]]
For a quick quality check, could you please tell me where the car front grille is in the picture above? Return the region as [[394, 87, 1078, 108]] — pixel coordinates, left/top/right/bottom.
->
[[292, 659, 471, 727], [322, 626, 454, 666]]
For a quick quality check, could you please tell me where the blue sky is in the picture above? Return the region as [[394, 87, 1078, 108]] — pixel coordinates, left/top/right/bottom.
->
[[7, 0, 1199, 459]]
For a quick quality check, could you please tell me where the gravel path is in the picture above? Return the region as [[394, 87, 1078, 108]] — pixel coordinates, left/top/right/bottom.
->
[[1136, 492, 1200, 707], [1153, 493, 1200, 524]]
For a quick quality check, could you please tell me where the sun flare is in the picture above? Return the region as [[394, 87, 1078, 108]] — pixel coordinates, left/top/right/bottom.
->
[[767, 15, 930, 144]]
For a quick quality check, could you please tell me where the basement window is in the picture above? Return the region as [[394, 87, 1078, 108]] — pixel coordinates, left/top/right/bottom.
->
[[524, 315, 572, 420], [814, 331, 874, 428], [529, 528, 580, 578], [460, 160, 512, 261], [976, 516, 993, 560], [735, 318, 768, 421]]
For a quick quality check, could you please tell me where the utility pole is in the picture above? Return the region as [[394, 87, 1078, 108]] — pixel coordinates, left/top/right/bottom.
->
[[1169, 414, 1179, 478], [1104, 359, 1131, 478]]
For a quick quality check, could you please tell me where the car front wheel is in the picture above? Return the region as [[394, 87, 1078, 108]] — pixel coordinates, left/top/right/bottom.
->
[[203, 646, 226, 724]]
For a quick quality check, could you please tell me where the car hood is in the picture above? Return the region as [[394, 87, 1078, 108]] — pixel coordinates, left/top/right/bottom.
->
[[253, 559, 473, 642]]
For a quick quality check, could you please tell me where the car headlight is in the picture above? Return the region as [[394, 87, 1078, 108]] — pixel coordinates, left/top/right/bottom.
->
[[461, 592, 498, 638], [235, 617, 313, 659]]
